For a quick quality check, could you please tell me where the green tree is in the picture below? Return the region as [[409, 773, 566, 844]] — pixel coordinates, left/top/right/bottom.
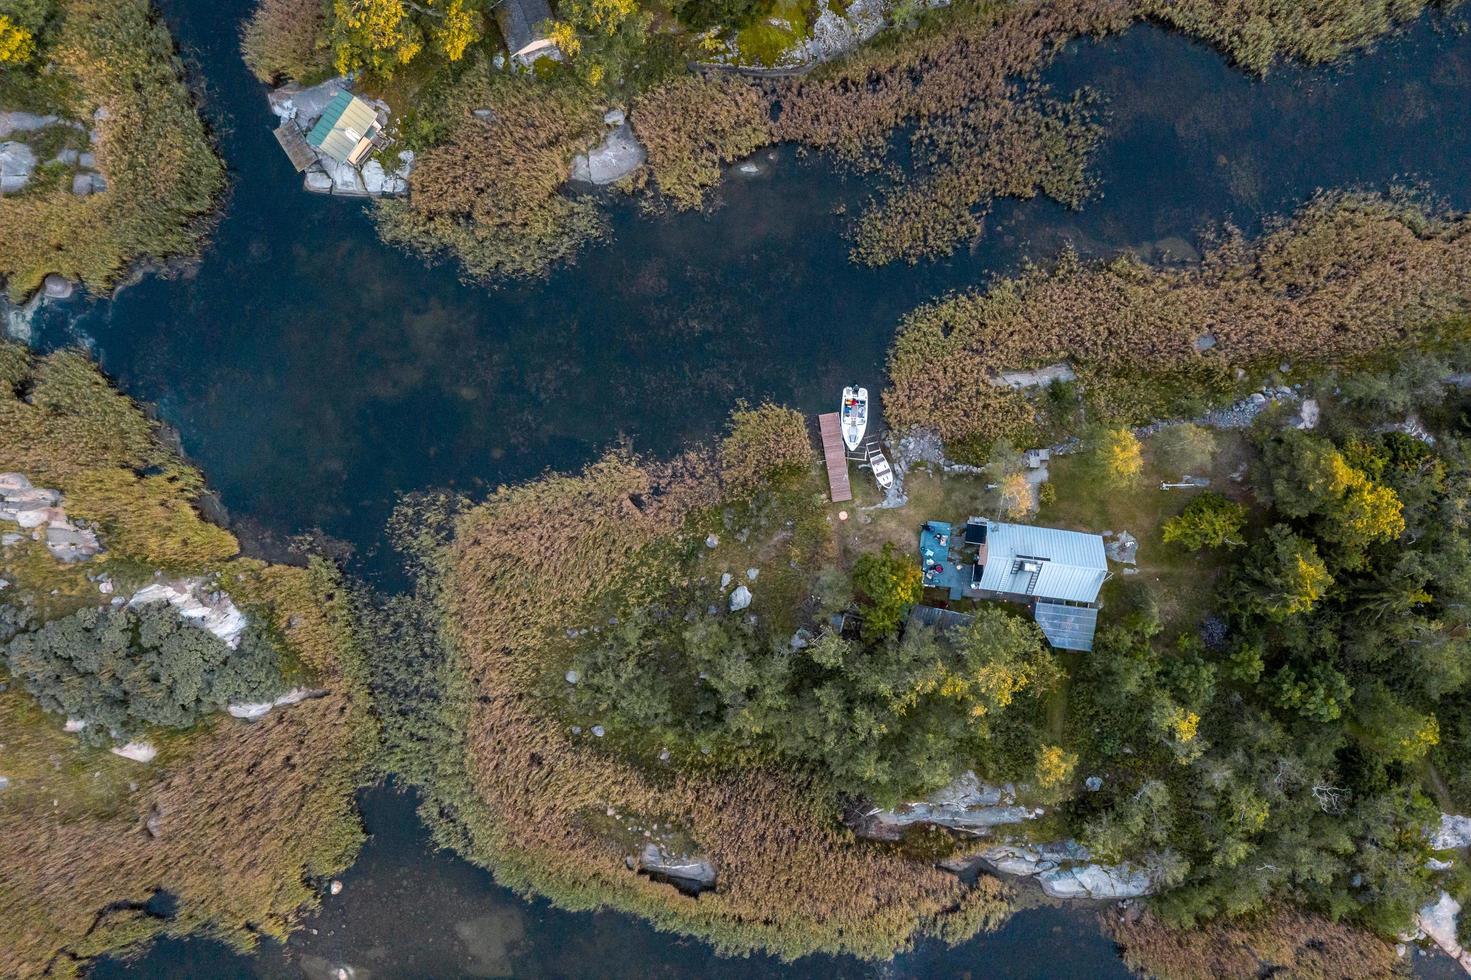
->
[[1273, 660, 1352, 723], [1162, 492, 1247, 550], [1261, 430, 1405, 562], [5, 604, 284, 744], [851, 543, 922, 639], [1242, 525, 1333, 621]]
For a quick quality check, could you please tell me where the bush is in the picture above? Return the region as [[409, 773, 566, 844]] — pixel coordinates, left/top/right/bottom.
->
[[851, 543, 922, 639], [1162, 492, 1246, 550], [241, 0, 331, 84], [5, 603, 285, 743]]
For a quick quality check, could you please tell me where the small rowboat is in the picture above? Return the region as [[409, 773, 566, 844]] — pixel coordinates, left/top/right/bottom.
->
[[841, 386, 868, 451], [869, 446, 893, 490]]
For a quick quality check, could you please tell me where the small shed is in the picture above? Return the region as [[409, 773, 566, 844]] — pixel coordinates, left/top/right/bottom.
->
[[273, 120, 316, 172], [306, 91, 382, 168], [495, 0, 560, 66]]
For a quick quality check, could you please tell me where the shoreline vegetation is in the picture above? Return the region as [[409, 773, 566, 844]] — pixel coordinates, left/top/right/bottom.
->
[[0, 0, 225, 303], [241, 0, 1464, 284], [0, 343, 375, 980], [362, 192, 1471, 973]]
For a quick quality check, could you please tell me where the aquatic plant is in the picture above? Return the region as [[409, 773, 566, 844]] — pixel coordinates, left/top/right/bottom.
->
[[1106, 908, 1399, 979], [240, 0, 332, 84], [884, 194, 1471, 450], [376, 66, 607, 281], [0, 344, 375, 979], [0, 0, 225, 302]]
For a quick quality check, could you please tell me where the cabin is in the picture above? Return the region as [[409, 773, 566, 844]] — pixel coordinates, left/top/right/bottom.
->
[[306, 91, 383, 168], [916, 518, 1108, 652], [495, 0, 562, 67]]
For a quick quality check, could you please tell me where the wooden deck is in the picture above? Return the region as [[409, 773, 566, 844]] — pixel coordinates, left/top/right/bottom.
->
[[818, 412, 851, 503]]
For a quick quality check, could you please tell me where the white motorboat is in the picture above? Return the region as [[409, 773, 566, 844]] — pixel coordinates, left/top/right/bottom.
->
[[868, 446, 893, 490], [841, 386, 868, 451]]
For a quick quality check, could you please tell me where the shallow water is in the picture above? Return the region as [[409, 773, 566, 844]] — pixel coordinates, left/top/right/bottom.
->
[[54, 0, 1471, 974]]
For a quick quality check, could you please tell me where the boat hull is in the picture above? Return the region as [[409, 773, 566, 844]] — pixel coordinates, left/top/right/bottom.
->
[[841, 386, 868, 451]]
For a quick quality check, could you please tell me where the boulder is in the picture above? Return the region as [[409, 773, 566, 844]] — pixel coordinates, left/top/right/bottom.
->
[[71, 173, 94, 196], [1433, 813, 1471, 850], [565, 670, 580, 685], [1, 140, 37, 194], [1192, 333, 1217, 352], [729, 585, 752, 612], [1294, 398, 1320, 430], [569, 122, 646, 185], [705, 534, 719, 549], [0, 775, 9, 791], [1085, 775, 1103, 791], [0, 110, 63, 139], [636, 841, 717, 893], [746, 567, 759, 581], [111, 741, 158, 763], [1105, 531, 1138, 565], [1039, 862, 1155, 900], [43, 274, 75, 300], [64, 718, 87, 733], [602, 108, 626, 126], [719, 572, 732, 590], [991, 362, 1076, 390]]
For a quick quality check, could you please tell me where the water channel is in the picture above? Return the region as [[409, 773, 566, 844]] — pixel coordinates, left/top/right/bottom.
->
[[53, 2, 1471, 974]]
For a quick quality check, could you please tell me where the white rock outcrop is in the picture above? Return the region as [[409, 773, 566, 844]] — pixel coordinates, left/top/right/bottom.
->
[[1418, 891, 1471, 973], [857, 772, 1042, 838], [569, 121, 646, 185], [0, 473, 103, 562], [1434, 813, 1471, 850], [111, 741, 158, 763], [227, 687, 325, 720], [1, 140, 37, 194], [980, 840, 1160, 900], [129, 579, 247, 649]]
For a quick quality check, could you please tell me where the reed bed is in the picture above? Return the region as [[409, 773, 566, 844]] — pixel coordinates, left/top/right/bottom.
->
[[884, 195, 1471, 451]]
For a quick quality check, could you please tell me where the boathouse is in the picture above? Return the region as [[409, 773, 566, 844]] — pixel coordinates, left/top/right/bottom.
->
[[917, 518, 1107, 652], [306, 91, 383, 168]]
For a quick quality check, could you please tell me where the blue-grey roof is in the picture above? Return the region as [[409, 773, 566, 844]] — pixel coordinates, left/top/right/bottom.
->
[[975, 521, 1107, 604], [1033, 600, 1099, 651]]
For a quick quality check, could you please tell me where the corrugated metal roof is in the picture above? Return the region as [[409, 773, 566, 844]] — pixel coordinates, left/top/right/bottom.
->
[[1033, 601, 1098, 652], [908, 605, 975, 632], [306, 91, 379, 165], [974, 521, 1106, 604], [496, 0, 554, 56]]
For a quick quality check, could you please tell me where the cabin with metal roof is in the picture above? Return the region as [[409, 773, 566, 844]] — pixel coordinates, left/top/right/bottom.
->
[[306, 91, 383, 168], [916, 517, 1108, 652], [495, 0, 561, 67]]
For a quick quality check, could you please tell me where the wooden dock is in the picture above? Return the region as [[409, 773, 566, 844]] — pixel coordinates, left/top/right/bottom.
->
[[818, 412, 851, 503]]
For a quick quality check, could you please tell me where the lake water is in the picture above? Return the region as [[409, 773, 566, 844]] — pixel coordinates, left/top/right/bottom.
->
[[51, 0, 1471, 974]]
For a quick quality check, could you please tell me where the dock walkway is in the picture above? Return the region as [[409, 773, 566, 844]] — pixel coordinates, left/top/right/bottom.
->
[[818, 412, 851, 502]]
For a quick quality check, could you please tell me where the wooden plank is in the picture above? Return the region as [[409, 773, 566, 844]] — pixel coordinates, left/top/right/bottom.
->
[[818, 412, 851, 503]]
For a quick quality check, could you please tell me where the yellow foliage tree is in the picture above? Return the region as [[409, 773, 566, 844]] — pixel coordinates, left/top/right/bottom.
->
[[1090, 426, 1143, 485], [998, 471, 1033, 520], [332, 0, 422, 75], [430, 0, 481, 61], [1035, 744, 1077, 788], [547, 20, 581, 57], [0, 14, 34, 64]]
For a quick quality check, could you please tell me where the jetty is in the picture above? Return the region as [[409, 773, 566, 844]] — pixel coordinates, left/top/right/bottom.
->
[[818, 412, 852, 502]]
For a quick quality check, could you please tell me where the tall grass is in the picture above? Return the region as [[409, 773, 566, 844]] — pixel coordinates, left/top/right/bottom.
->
[[0, 0, 224, 301]]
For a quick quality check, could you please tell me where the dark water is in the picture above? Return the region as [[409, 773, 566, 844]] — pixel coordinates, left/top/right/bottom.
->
[[56, 1, 1471, 975]]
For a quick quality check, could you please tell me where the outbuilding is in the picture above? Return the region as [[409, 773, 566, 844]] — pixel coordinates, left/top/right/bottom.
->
[[306, 91, 383, 168]]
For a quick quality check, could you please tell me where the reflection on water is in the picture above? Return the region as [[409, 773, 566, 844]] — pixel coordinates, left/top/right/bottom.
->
[[65, 0, 1471, 975]]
